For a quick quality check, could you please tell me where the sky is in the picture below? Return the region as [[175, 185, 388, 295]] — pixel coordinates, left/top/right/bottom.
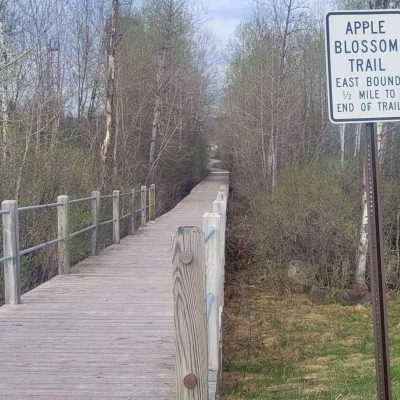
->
[[201, 0, 330, 54], [201, 0, 252, 53]]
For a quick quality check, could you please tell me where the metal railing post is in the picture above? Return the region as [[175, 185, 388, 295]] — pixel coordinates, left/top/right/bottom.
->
[[91, 191, 100, 256], [113, 190, 120, 244], [57, 195, 70, 275], [2, 200, 21, 305]]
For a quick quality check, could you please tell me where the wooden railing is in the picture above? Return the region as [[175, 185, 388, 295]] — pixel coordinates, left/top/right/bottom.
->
[[172, 185, 228, 400], [1, 183, 156, 305]]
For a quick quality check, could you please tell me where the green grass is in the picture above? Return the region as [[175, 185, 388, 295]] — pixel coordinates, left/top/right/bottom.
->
[[223, 268, 400, 399]]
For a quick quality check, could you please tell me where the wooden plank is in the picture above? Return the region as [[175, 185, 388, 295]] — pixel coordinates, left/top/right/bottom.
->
[[0, 172, 230, 399]]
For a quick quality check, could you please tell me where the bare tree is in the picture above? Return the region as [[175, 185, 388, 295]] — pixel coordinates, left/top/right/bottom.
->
[[0, 0, 8, 163], [100, 0, 119, 187]]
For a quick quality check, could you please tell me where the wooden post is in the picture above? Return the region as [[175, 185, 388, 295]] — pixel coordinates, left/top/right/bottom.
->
[[203, 212, 221, 372], [149, 184, 156, 221], [129, 188, 136, 235], [213, 198, 225, 265], [217, 305, 224, 393], [91, 191, 100, 256], [113, 190, 120, 244], [141, 185, 147, 226], [57, 195, 70, 275], [216, 191, 227, 232], [2, 200, 21, 304], [219, 185, 228, 199], [172, 226, 208, 400], [213, 197, 226, 313]]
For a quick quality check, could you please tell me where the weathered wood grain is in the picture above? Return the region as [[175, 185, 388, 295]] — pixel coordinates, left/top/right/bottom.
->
[[113, 190, 120, 244], [141, 185, 147, 226], [91, 191, 100, 256], [173, 226, 208, 400], [57, 195, 70, 275], [129, 188, 136, 235], [149, 184, 156, 221], [2, 200, 21, 304], [202, 212, 221, 372], [0, 172, 229, 399]]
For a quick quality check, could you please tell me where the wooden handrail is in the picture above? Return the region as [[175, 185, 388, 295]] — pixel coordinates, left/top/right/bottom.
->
[[173, 185, 229, 400]]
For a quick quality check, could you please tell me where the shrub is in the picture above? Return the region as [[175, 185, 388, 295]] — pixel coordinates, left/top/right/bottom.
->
[[254, 161, 359, 288]]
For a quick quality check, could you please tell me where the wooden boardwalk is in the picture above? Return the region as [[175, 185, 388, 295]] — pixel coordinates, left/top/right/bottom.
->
[[0, 172, 229, 400]]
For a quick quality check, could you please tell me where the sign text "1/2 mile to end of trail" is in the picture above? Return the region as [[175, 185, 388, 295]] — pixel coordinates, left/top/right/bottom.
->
[[326, 10, 400, 123]]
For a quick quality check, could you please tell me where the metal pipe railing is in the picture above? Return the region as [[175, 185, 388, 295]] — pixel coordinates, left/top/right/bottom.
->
[[20, 238, 61, 257], [70, 224, 96, 239], [69, 196, 96, 205], [0, 184, 156, 305], [0, 255, 11, 263], [98, 218, 114, 227], [18, 202, 61, 212]]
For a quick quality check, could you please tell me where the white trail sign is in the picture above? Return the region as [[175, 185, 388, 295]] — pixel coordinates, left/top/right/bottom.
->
[[326, 10, 400, 123]]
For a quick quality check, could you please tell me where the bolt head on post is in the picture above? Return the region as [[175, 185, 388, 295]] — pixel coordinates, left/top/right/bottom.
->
[[183, 373, 198, 390]]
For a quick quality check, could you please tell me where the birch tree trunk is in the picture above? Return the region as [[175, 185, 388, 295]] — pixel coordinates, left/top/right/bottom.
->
[[112, 83, 120, 181], [0, 0, 8, 163], [340, 124, 345, 168], [377, 122, 385, 163], [259, 67, 268, 188], [271, 134, 277, 190], [268, 53, 277, 192], [268, 0, 294, 192], [354, 123, 385, 290], [149, 51, 165, 166], [353, 123, 365, 289], [100, 0, 119, 186], [354, 124, 361, 158], [354, 156, 369, 290]]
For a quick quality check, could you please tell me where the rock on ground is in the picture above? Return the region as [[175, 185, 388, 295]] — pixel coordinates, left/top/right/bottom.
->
[[309, 285, 330, 305], [336, 289, 371, 306]]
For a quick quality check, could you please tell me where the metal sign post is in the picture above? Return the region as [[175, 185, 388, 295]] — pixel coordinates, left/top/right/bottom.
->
[[325, 10, 396, 399], [365, 123, 391, 400]]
